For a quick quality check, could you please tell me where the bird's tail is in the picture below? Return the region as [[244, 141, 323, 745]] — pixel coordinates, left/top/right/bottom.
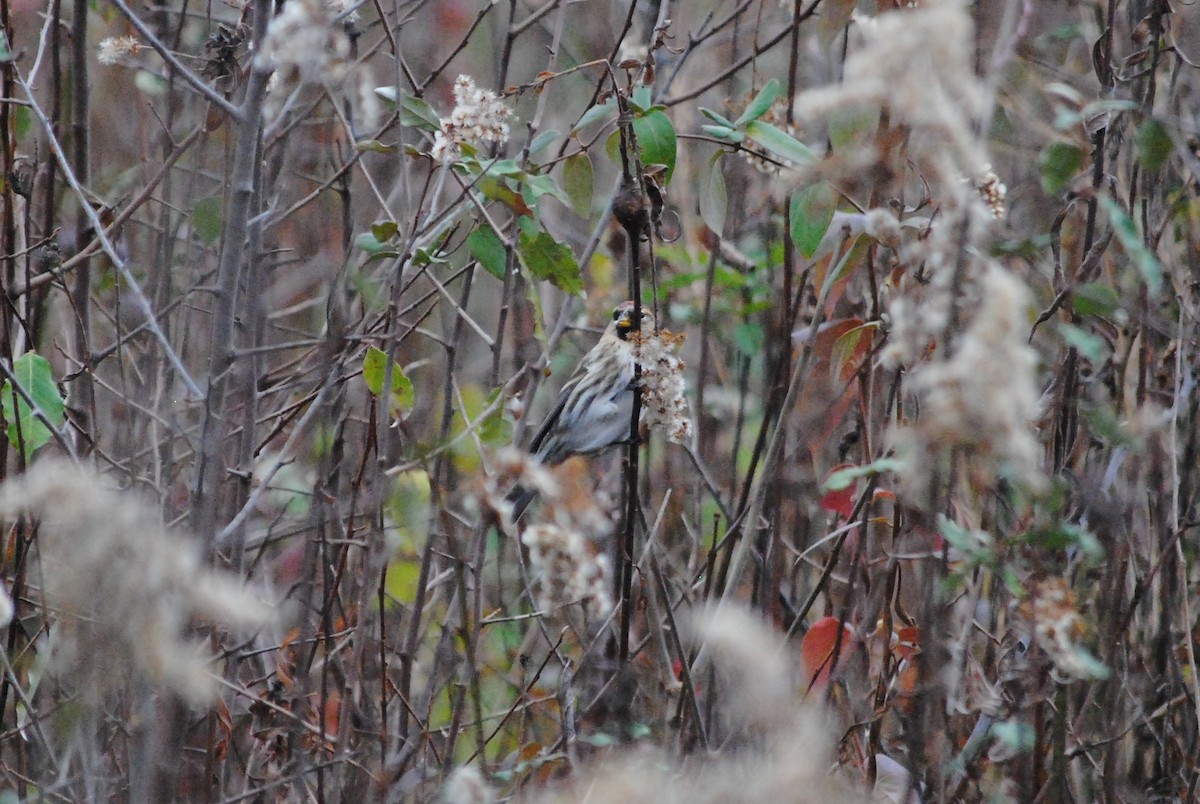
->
[[506, 484, 538, 523]]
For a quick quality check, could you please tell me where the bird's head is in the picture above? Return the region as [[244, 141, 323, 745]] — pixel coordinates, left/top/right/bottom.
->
[[611, 300, 652, 340]]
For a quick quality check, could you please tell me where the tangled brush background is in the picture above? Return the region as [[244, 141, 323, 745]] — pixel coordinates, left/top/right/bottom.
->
[[1, 0, 1199, 800]]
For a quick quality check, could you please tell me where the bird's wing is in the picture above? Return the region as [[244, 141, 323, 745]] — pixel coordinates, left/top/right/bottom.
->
[[528, 370, 585, 459]]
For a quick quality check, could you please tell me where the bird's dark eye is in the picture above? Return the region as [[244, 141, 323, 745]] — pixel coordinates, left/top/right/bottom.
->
[[612, 308, 621, 321]]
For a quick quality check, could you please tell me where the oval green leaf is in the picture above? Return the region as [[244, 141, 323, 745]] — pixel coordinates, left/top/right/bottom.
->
[[1, 352, 64, 459], [790, 182, 838, 259], [362, 346, 415, 415], [700, 151, 727, 237]]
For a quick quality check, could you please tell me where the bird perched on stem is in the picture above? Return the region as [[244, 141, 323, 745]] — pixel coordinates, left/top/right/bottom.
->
[[509, 301, 649, 521]]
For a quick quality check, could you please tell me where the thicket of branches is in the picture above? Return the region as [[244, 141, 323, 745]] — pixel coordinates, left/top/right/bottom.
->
[[1, 0, 1199, 800]]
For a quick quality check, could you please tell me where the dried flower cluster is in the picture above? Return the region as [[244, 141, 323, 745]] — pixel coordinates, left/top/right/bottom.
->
[[481, 445, 559, 531], [890, 264, 1045, 496], [440, 764, 495, 804], [482, 449, 612, 616], [632, 329, 693, 445], [254, 0, 382, 128], [521, 522, 612, 617], [532, 605, 855, 803], [1019, 577, 1108, 682], [97, 35, 141, 66], [790, 1, 987, 206], [255, 0, 350, 86], [974, 165, 1008, 219], [0, 461, 274, 707], [430, 75, 514, 162]]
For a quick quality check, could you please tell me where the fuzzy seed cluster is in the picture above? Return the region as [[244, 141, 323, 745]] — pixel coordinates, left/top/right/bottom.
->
[[0, 461, 273, 707], [633, 329, 693, 445], [97, 35, 141, 66], [431, 75, 514, 162]]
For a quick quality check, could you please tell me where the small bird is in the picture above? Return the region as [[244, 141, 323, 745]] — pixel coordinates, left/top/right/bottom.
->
[[509, 301, 648, 520]]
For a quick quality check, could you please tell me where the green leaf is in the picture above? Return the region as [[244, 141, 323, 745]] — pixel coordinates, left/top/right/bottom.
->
[[572, 98, 617, 133], [373, 86, 398, 106], [699, 107, 735, 128], [413, 247, 447, 267], [700, 124, 745, 143], [828, 104, 876, 151], [398, 93, 442, 132], [605, 108, 678, 181], [467, 225, 509, 280], [1099, 194, 1162, 297], [790, 182, 838, 258], [371, 221, 399, 243], [481, 158, 525, 177], [744, 120, 817, 166], [1037, 142, 1084, 195], [632, 109, 677, 181], [523, 173, 572, 207], [134, 71, 167, 96], [192, 197, 223, 245], [700, 151, 727, 237], [630, 84, 654, 112], [1058, 323, 1106, 363], [1, 353, 64, 459], [561, 151, 594, 218], [823, 457, 904, 491], [354, 230, 396, 255], [353, 139, 397, 153], [528, 129, 559, 155], [990, 721, 1036, 754], [733, 79, 780, 127], [517, 218, 583, 295], [1135, 118, 1172, 172], [362, 346, 415, 415], [13, 106, 30, 142], [1070, 282, 1120, 318], [479, 387, 512, 444], [937, 517, 994, 563], [733, 322, 763, 356]]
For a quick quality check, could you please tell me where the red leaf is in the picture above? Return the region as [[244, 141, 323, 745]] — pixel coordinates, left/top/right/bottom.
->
[[801, 616, 856, 691], [820, 463, 857, 518]]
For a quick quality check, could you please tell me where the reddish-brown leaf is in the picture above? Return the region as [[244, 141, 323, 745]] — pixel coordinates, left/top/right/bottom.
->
[[820, 462, 857, 519], [801, 616, 856, 691]]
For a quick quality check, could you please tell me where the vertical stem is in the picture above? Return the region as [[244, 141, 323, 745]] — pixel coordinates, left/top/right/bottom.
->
[[70, 0, 94, 450], [190, 0, 271, 541]]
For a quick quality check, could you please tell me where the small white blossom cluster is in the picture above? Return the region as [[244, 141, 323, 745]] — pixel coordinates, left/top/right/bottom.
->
[[430, 75, 513, 162], [973, 165, 1008, 219], [97, 35, 141, 66], [633, 329, 692, 445]]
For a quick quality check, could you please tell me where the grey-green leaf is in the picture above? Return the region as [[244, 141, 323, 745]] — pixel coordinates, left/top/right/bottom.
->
[[562, 151, 594, 218], [700, 151, 727, 237], [744, 120, 817, 166], [790, 182, 838, 259]]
